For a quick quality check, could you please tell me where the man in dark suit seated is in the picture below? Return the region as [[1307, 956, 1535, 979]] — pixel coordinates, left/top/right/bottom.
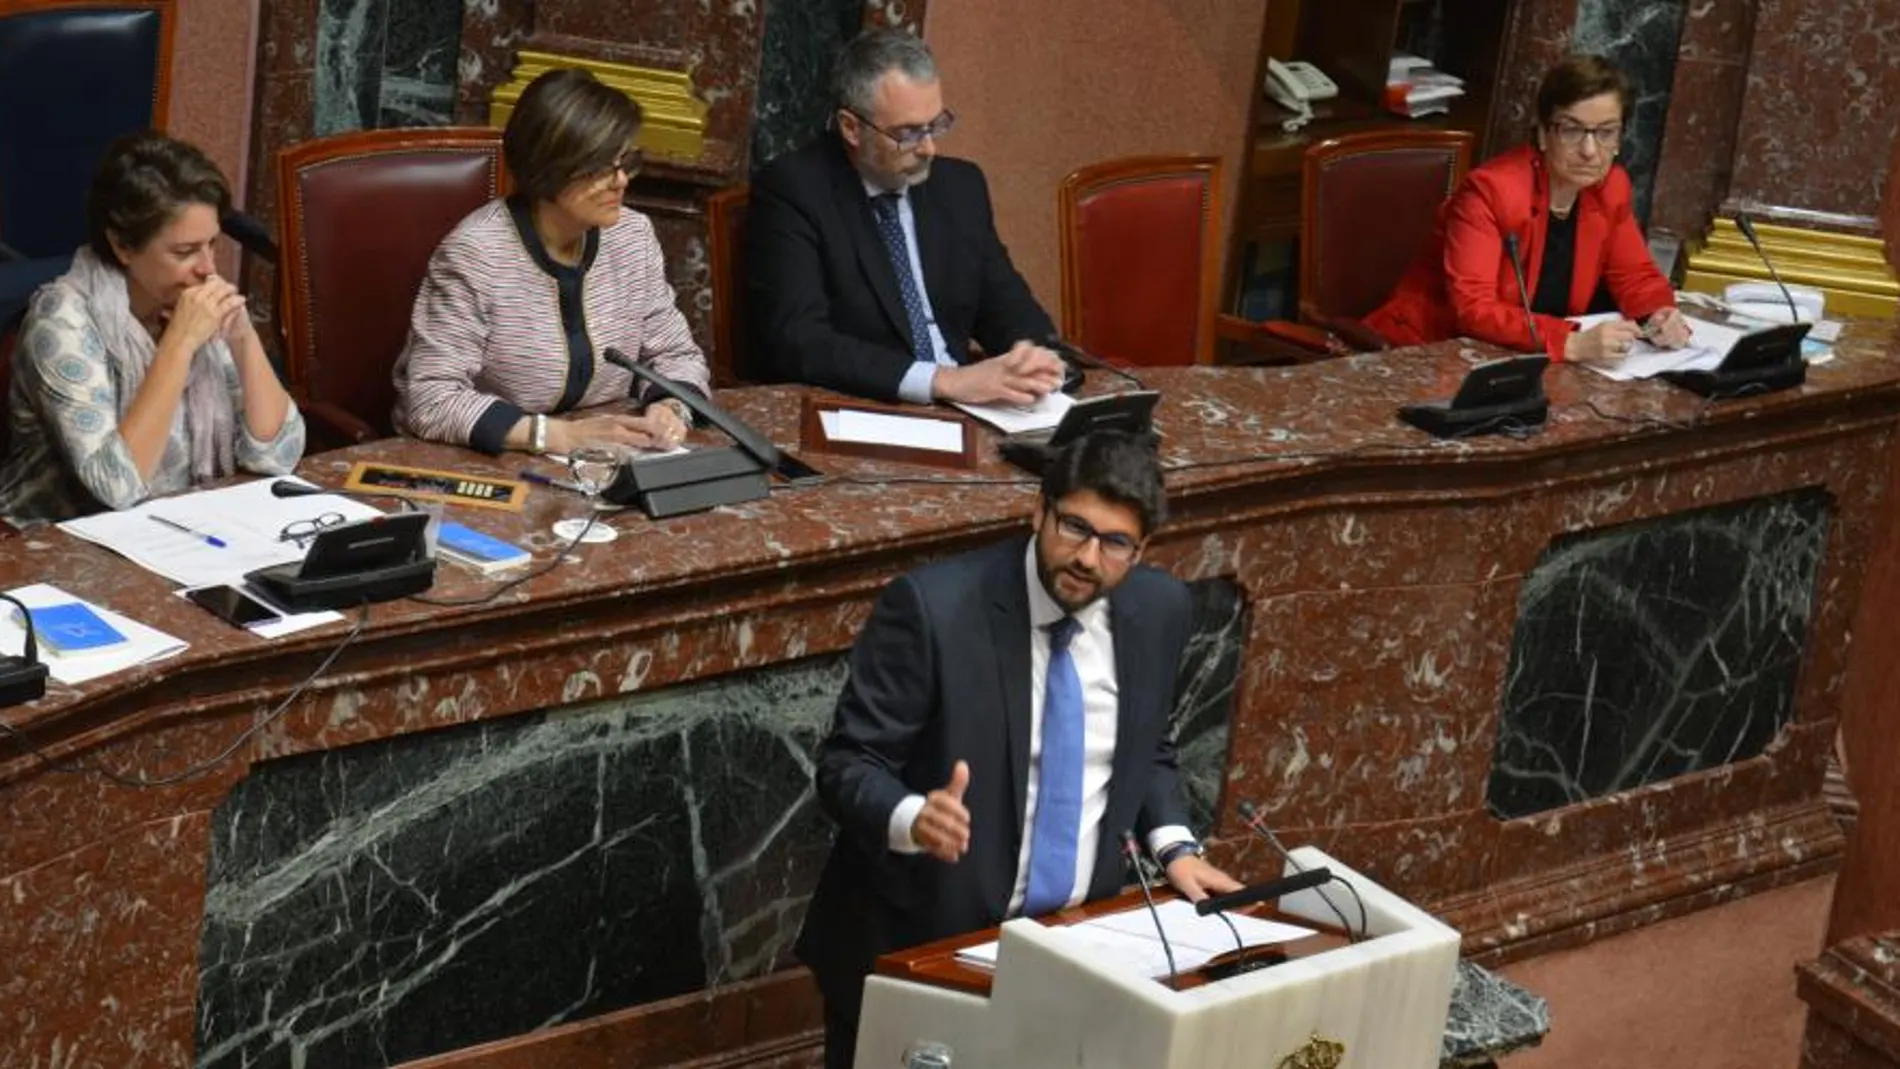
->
[[798, 431, 1242, 1069], [747, 29, 1069, 406]]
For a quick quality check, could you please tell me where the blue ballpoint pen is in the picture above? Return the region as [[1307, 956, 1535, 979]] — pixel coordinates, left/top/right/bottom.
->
[[517, 469, 586, 494], [150, 514, 228, 548]]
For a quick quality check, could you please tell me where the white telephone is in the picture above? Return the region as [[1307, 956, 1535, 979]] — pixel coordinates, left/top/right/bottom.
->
[[1724, 281, 1825, 323], [1265, 58, 1339, 110]]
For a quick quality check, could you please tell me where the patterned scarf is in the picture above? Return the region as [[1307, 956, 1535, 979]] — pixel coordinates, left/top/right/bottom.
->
[[59, 247, 236, 484]]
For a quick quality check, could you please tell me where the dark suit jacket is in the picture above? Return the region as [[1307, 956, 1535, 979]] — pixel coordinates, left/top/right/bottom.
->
[[795, 537, 1193, 1015], [745, 134, 1056, 401]]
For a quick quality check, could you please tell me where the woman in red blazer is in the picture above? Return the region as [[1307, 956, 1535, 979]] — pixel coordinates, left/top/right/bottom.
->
[[1365, 55, 1691, 363]]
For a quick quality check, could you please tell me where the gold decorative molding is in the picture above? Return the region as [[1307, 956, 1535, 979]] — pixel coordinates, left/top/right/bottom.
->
[[489, 50, 707, 161], [1276, 1032, 1346, 1069], [1682, 219, 1897, 319]]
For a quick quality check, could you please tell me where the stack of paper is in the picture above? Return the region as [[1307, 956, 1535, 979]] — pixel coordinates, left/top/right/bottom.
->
[[955, 900, 1316, 978], [60, 478, 388, 638], [59, 478, 381, 589], [1384, 52, 1465, 118], [1568, 309, 1837, 380], [951, 391, 1075, 435], [0, 583, 186, 684]]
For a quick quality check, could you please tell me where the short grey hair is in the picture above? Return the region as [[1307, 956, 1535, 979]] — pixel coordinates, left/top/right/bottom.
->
[[831, 28, 938, 117]]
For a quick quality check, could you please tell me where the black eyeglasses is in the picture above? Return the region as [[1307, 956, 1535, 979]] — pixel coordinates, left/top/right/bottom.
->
[[578, 148, 645, 187], [1049, 511, 1141, 563], [279, 512, 344, 548], [847, 108, 957, 152], [1548, 120, 1621, 149]]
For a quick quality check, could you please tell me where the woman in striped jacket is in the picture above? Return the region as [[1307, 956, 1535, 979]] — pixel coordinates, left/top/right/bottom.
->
[[393, 67, 710, 457]]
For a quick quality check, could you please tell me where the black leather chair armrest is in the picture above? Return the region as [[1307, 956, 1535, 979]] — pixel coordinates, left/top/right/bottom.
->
[[221, 211, 278, 264], [301, 399, 381, 447]]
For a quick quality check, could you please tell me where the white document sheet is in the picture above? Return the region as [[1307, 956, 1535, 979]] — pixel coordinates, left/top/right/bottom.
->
[[59, 478, 381, 589], [955, 900, 1315, 978], [819, 409, 967, 453], [1568, 312, 1747, 382], [0, 583, 187, 684], [950, 391, 1075, 435]]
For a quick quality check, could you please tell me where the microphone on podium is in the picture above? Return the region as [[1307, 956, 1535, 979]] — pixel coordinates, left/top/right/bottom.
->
[[1734, 212, 1804, 326], [270, 479, 419, 511], [1234, 801, 1364, 940], [1502, 233, 1545, 355], [1120, 830, 1182, 988], [1046, 334, 1147, 391]]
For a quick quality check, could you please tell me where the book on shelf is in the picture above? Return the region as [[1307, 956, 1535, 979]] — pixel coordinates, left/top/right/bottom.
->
[[1384, 52, 1465, 118]]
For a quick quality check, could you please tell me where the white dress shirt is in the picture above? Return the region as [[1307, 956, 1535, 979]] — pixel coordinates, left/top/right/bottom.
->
[[887, 543, 1193, 915]]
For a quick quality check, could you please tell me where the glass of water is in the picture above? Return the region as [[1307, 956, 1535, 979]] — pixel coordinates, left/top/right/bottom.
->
[[550, 444, 624, 544], [567, 445, 622, 510]]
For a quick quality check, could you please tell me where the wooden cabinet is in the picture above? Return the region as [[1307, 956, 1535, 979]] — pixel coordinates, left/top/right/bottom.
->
[[1230, 0, 1515, 307]]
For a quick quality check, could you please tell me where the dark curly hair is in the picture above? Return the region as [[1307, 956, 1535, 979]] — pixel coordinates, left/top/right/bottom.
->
[[86, 130, 230, 265], [1040, 431, 1167, 537]]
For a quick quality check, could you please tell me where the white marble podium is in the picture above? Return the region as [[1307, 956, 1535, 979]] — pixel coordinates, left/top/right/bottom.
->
[[856, 848, 1460, 1069]]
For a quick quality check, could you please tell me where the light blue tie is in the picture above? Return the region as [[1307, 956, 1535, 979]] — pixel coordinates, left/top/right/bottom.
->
[[1024, 616, 1084, 916], [869, 193, 936, 363]]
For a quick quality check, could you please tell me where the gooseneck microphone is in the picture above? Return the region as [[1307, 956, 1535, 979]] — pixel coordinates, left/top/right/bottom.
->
[[1503, 233, 1545, 354], [270, 480, 417, 510], [1237, 801, 1364, 940], [601, 347, 784, 469], [1046, 335, 1147, 391], [1734, 212, 1803, 325], [1192, 866, 1333, 916], [1120, 830, 1181, 988]]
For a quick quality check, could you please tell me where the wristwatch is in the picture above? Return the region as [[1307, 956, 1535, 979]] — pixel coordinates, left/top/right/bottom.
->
[[530, 413, 548, 454], [1156, 840, 1204, 866], [656, 398, 692, 427]]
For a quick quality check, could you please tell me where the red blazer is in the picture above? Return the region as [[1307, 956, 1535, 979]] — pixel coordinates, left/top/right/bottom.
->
[[1363, 144, 1675, 361]]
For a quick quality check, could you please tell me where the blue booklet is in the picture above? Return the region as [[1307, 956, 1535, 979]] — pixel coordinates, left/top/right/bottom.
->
[[21, 602, 127, 655], [436, 522, 532, 574]]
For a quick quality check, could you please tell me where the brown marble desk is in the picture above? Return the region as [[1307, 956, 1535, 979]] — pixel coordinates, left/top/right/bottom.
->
[[4, 332, 1899, 1068]]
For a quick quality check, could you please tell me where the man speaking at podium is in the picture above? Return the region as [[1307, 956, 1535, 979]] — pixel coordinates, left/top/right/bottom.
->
[[798, 432, 1241, 1068]]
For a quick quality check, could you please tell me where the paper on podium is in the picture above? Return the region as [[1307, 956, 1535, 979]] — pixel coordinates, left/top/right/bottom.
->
[[956, 900, 1314, 978], [1568, 311, 1747, 382], [951, 391, 1075, 434], [818, 409, 966, 453], [59, 478, 381, 589], [0, 583, 186, 684]]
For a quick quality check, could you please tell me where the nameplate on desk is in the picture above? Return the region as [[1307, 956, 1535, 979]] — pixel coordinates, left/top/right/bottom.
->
[[799, 396, 979, 470], [344, 462, 528, 511]]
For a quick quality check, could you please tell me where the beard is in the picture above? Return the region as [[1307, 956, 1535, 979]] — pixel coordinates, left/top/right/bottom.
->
[[1036, 554, 1107, 614]]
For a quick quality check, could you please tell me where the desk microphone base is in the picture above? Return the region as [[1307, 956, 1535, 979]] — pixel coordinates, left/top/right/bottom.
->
[[1660, 360, 1806, 398], [603, 447, 769, 518], [0, 655, 48, 707], [1397, 396, 1549, 438], [247, 559, 437, 612]]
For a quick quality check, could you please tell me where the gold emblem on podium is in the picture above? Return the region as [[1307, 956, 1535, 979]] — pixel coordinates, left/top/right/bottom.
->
[[1276, 1032, 1346, 1069]]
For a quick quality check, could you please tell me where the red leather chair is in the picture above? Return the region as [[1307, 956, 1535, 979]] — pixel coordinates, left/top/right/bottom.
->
[[1058, 156, 1225, 367], [275, 127, 508, 447], [706, 185, 754, 387], [1259, 128, 1473, 360]]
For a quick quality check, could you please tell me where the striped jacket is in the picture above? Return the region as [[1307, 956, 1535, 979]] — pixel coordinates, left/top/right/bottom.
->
[[392, 197, 710, 453]]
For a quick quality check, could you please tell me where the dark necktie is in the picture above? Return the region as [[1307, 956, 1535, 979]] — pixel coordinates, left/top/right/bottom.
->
[[1023, 616, 1084, 916], [869, 192, 936, 363]]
